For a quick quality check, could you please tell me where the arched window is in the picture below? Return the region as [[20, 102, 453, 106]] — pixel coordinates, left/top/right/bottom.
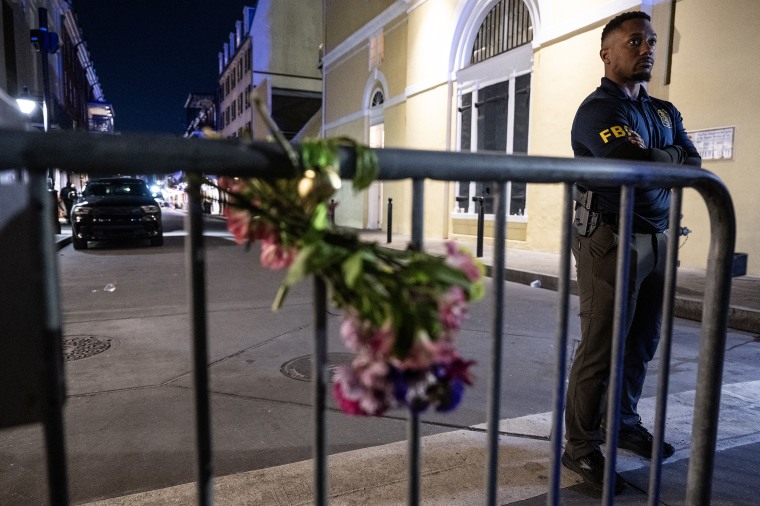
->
[[456, 0, 533, 219], [371, 89, 384, 108], [470, 0, 533, 65]]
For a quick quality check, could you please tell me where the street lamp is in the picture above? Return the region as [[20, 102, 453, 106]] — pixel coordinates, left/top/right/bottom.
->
[[16, 87, 37, 115]]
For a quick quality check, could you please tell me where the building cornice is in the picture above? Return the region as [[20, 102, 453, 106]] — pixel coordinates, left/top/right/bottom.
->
[[536, 0, 643, 47]]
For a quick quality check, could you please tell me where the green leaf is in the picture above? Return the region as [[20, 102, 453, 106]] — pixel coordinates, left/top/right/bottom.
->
[[311, 203, 329, 232], [342, 252, 364, 289], [282, 244, 317, 287], [352, 144, 379, 191], [301, 139, 337, 171], [469, 280, 485, 301]]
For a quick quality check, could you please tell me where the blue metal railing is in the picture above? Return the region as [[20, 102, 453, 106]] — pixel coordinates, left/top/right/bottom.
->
[[0, 129, 735, 505]]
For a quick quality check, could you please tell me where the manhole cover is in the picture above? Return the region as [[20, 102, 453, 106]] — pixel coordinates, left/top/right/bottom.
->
[[63, 335, 113, 362], [281, 353, 355, 382]]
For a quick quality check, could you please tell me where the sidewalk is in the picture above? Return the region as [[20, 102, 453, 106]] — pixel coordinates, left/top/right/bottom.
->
[[359, 230, 760, 335]]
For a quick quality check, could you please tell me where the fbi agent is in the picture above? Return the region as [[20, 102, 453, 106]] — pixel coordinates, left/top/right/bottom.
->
[[563, 11, 701, 494]]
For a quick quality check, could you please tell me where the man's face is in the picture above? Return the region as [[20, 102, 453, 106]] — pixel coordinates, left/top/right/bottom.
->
[[600, 18, 657, 84]]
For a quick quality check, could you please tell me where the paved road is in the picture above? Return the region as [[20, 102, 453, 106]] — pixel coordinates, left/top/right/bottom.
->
[[2, 209, 759, 505]]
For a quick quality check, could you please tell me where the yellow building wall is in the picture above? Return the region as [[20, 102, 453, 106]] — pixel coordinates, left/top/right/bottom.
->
[[323, 5, 411, 234], [382, 17, 408, 99], [381, 102, 412, 236], [527, 27, 603, 253], [453, 219, 527, 242], [528, 0, 759, 275], [550, 0, 619, 23], [406, 0, 457, 86], [665, 0, 760, 275], [405, 84, 451, 237], [323, 0, 758, 275], [324, 0, 395, 51], [324, 50, 368, 124]]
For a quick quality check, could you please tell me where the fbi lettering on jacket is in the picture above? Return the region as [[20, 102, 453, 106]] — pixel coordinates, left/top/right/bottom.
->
[[599, 125, 634, 143]]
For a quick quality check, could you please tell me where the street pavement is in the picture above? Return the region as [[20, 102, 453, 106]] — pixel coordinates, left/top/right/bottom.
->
[[10, 216, 757, 505], [54, 223, 760, 334]]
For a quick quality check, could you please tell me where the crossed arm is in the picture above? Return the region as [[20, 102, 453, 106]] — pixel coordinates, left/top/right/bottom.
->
[[611, 130, 702, 167]]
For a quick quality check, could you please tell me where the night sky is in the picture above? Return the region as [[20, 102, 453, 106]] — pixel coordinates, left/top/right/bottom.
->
[[72, 1, 254, 135]]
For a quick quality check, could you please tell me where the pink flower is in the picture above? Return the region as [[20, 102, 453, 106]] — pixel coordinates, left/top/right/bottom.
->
[[226, 208, 255, 245], [340, 313, 394, 356], [339, 314, 362, 353], [446, 356, 476, 386], [333, 367, 368, 416], [445, 241, 482, 282], [332, 356, 393, 416], [368, 323, 394, 356], [225, 207, 273, 246], [355, 354, 390, 391], [438, 285, 468, 331], [260, 236, 297, 269], [217, 176, 241, 192]]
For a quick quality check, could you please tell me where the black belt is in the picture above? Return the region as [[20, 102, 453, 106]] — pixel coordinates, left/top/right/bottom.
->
[[597, 211, 661, 234]]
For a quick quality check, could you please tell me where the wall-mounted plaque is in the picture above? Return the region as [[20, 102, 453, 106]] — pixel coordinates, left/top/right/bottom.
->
[[687, 126, 735, 161]]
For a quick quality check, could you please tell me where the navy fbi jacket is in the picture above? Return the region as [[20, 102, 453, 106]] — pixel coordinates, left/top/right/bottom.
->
[[571, 77, 701, 233]]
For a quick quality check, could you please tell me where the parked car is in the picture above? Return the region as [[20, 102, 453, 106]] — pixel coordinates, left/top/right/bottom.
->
[[70, 178, 164, 250]]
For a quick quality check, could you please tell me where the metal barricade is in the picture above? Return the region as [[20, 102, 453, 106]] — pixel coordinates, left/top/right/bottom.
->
[[0, 130, 735, 506]]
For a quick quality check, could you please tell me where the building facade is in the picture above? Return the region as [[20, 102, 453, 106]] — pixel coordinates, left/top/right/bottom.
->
[[1, 0, 109, 187], [217, 2, 323, 140], [322, 0, 760, 275], [1, 0, 106, 129]]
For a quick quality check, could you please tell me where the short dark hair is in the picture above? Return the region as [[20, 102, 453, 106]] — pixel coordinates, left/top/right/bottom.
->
[[601, 11, 651, 45]]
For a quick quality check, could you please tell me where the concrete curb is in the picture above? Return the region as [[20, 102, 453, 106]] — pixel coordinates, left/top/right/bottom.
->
[[55, 235, 71, 250], [487, 265, 759, 334]]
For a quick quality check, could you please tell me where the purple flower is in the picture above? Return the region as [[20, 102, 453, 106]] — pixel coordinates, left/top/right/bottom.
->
[[435, 379, 464, 412]]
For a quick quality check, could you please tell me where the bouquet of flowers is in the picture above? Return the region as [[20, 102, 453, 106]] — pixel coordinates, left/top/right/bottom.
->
[[213, 110, 484, 416]]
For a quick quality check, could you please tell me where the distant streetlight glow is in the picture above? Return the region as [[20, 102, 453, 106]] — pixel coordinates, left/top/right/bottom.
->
[[16, 87, 37, 115]]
